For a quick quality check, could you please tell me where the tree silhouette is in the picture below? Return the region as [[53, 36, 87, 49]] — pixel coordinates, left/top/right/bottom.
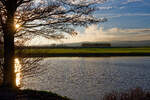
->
[[0, 0, 107, 88]]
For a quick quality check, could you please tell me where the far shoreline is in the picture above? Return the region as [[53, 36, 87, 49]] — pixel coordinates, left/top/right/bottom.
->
[[1, 46, 150, 58], [15, 53, 150, 58]]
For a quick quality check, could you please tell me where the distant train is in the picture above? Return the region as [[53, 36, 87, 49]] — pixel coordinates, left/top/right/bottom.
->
[[81, 43, 111, 47]]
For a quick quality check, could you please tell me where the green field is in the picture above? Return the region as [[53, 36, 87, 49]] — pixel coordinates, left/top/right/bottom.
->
[[1, 47, 150, 57], [18, 47, 150, 54], [14, 47, 150, 57]]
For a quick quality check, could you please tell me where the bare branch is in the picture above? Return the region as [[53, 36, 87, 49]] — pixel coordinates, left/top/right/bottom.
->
[[0, 0, 6, 6], [0, 0, 107, 86]]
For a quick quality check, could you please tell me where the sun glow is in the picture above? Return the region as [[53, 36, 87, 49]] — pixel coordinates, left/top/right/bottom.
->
[[15, 58, 21, 87], [15, 24, 20, 29]]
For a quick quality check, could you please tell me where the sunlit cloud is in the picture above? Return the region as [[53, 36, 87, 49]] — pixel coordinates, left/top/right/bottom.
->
[[27, 24, 150, 45], [62, 25, 150, 43], [27, 36, 61, 46]]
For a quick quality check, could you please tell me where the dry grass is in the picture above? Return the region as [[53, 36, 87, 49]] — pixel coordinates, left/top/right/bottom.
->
[[103, 88, 150, 100], [0, 87, 71, 100]]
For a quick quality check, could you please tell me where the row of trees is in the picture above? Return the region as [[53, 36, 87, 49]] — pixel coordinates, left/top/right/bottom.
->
[[0, 0, 107, 88]]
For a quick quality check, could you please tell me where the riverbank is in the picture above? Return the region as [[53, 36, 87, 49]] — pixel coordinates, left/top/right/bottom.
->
[[1, 87, 150, 100], [0, 87, 71, 100], [16, 53, 150, 57]]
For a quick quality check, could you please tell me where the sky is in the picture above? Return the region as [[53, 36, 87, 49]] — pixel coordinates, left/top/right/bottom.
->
[[29, 0, 150, 45], [96, 0, 150, 29]]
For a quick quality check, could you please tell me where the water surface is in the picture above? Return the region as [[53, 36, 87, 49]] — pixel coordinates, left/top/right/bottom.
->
[[22, 57, 150, 100]]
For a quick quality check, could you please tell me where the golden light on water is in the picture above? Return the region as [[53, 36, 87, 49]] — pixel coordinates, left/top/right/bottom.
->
[[15, 58, 21, 87]]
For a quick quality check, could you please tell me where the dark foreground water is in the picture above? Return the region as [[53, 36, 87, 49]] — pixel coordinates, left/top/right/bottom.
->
[[22, 57, 150, 100]]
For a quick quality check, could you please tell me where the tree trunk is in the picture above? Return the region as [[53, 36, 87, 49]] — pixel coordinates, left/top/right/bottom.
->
[[2, 32, 16, 88], [2, 12, 17, 88], [0, 0, 18, 89]]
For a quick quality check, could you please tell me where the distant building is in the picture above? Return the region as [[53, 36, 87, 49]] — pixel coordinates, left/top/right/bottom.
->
[[82, 43, 111, 47]]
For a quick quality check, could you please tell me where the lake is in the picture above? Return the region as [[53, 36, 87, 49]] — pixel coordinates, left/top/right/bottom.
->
[[22, 57, 150, 100]]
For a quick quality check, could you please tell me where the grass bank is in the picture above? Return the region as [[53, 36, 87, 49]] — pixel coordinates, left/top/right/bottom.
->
[[0, 87, 71, 100], [103, 88, 150, 100], [1, 87, 150, 100]]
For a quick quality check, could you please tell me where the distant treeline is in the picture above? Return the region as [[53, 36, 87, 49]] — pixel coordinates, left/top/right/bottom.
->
[[81, 43, 111, 47], [15, 46, 150, 49]]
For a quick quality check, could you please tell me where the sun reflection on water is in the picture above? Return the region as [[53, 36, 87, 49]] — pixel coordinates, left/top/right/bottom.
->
[[15, 58, 21, 87]]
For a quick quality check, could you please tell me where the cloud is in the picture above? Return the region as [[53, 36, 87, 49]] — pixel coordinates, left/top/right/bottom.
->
[[28, 25, 150, 45], [96, 13, 150, 18], [119, 6, 126, 9], [62, 25, 150, 43], [98, 6, 113, 10], [123, 0, 143, 4]]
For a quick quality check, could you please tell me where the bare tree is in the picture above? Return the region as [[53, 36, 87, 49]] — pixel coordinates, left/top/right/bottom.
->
[[0, 0, 107, 88]]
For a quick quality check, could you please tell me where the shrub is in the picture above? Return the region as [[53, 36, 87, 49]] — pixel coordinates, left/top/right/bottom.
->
[[103, 88, 150, 100]]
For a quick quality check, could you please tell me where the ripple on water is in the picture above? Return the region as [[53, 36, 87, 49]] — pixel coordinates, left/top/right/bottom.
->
[[22, 57, 150, 100]]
